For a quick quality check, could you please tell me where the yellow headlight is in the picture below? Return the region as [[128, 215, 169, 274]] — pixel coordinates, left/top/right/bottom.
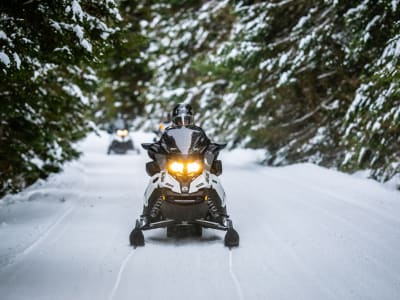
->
[[117, 129, 128, 137], [169, 161, 184, 173], [187, 161, 202, 173]]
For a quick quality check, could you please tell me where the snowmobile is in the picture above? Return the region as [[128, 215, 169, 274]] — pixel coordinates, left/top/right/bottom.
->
[[107, 128, 136, 154], [129, 126, 239, 248], [107, 119, 139, 155]]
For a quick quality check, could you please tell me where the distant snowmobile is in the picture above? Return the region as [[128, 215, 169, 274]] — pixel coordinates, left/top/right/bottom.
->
[[129, 126, 239, 248], [107, 119, 139, 155]]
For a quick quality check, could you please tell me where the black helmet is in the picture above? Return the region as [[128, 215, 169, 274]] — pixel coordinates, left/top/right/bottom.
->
[[172, 103, 193, 126]]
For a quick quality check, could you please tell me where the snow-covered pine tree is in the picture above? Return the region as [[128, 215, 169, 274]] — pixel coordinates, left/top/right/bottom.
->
[[140, 0, 234, 132], [0, 0, 121, 195], [139, 0, 399, 183], [341, 0, 400, 181], [94, 0, 152, 126]]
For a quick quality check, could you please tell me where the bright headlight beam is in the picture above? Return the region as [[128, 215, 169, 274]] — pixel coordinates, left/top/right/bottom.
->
[[187, 161, 202, 173], [169, 161, 184, 173], [117, 129, 128, 137]]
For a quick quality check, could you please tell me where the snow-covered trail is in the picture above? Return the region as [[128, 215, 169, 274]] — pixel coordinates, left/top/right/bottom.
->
[[0, 132, 399, 300]]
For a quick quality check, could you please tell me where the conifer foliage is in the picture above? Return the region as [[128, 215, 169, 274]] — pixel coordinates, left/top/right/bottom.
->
[[0, 0, 121, 195], [143, 0, 399, 183], [95, 0, 152, 124], [1, 0, 398, 196]]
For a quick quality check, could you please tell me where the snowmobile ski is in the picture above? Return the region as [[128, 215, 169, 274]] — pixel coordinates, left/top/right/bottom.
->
[[129, 220, 145, 248]]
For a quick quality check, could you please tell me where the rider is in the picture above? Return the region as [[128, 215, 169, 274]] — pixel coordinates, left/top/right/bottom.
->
[[169, 103, 208, 134], [148, 103, 210, 157]]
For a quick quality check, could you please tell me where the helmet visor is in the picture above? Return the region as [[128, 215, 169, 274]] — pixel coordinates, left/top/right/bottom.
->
[[173, 115, 193, 126]]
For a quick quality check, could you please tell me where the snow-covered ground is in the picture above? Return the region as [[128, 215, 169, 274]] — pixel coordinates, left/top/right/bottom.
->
[[0, 131, 399, 300]]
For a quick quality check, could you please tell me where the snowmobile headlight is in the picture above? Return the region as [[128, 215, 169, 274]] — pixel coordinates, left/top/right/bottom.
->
[[168, 161, 184, 174], [117, 129, 128, 137], [187, 161, 202, 174]]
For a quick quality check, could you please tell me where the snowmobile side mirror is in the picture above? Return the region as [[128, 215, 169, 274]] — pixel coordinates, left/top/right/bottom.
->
[[141, 143, 153, 150], [214, 143, 227, 150], [208, 143, 227, 153], [146, 161, 160, 176], [211, 160, 223, 176]]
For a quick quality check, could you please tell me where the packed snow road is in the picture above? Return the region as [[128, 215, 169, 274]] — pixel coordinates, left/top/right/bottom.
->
[[0, 132, 399, 300]]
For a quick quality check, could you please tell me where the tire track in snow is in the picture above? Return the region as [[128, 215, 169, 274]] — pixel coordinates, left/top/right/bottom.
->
[[229, 250, 244, 300], [108, 250, 134, 300], [22, 204, 76, 256], [1, 159, 87, 277], [3, 203, 76, 271]]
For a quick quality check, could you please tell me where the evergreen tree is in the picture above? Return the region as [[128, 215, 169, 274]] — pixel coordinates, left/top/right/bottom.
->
[[95, 0, 152, 126], [341, 0, 400, 181], [0, 0, 121, 195], [141, 0, 399, 183]]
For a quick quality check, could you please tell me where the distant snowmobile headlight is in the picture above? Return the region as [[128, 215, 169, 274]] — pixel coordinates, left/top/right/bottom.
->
[[169, 161, 184, 174], [117, 129, 128, 137], [187, 161, 202, 174]]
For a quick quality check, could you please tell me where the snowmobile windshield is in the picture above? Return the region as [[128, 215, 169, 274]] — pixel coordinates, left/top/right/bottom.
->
[[161, 127, 209, 155]]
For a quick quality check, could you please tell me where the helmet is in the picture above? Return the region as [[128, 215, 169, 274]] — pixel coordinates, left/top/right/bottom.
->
[[172, 103, 193, 126]]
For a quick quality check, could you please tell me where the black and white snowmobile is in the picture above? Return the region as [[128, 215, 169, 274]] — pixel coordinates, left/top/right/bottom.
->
[[129, 126, 239, 248], [107, 119, 139, 155]]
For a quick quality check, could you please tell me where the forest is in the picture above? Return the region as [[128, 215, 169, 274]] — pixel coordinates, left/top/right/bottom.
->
[[1, 0, 399, 196]]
